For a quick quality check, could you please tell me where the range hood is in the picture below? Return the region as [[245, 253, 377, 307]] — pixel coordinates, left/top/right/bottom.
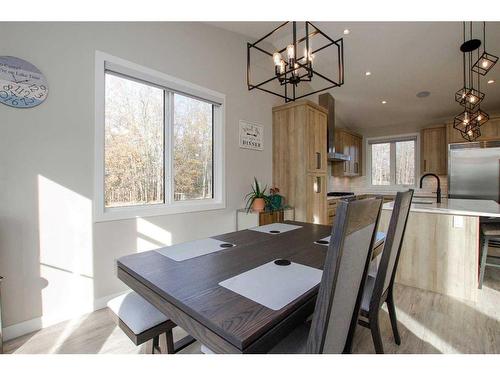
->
[[318, 93, 351, 162]]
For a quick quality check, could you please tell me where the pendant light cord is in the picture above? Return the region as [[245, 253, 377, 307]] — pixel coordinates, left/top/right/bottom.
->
[[483, 22, 486, 53]]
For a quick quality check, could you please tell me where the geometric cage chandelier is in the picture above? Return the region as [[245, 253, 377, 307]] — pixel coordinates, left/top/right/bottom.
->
[[247, 21, 344, 102], [453, 22, 498, 142]]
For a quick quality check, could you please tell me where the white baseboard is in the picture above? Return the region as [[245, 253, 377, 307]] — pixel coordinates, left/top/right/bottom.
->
[[2, 289, 130, 341]]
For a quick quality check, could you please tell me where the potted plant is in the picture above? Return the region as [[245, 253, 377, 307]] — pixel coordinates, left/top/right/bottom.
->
[[244, 177, 268, 212], [267, 187, 283, 211]]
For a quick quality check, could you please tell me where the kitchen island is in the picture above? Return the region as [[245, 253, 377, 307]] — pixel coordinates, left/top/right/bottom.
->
[[380, 198, 500, 302]]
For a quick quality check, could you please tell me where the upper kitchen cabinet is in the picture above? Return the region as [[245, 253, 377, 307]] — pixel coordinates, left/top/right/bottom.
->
[[332, 128, 363, 177], [447, 115, 500, 144], [272, 100, 328, 224], [421, 125, 447, 175]]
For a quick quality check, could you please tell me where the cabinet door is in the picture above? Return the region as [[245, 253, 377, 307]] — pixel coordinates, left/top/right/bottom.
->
[[357, 136, 363, 175], [478, 120, 499, 140], [421, 127, 446, 174], [352, 136, 361, 176], [306, 173, 327, 224], [307, 109, 327, 173]]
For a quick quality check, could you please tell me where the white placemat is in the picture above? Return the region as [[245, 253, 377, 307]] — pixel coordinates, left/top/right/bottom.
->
[[219, 260, 322, 310], [155, 238, 235, 262], [315, 231, 386, 247], [248, 223, 303, 234]]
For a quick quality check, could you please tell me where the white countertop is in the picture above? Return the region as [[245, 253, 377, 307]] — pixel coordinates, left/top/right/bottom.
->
[[382, 198, 500, 218]]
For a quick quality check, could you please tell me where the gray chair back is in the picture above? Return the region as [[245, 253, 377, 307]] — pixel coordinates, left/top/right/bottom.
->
[[307, 196, 383, 354], [371, 190, 414, 308]]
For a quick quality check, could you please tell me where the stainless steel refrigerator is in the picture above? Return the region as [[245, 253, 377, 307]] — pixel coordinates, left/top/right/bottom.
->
[[448, 141, 500, 202]]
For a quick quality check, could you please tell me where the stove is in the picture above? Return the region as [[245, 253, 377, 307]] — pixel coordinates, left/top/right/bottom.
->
[[327, 192, 355, 197]]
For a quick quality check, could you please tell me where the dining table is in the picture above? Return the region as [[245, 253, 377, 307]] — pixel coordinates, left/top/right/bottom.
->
[[116, 221, 385, 354]]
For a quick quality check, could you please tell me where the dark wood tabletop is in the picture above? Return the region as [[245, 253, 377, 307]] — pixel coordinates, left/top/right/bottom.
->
[[117, 221, 385, 353]]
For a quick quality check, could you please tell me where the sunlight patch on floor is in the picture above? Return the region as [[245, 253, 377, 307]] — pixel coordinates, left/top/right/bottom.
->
[[395, 307, 458, 354]]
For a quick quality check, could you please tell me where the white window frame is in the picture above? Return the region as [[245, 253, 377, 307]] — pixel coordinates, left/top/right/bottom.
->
[[94, 51, 226, 222], [366, 133, 420, 190]]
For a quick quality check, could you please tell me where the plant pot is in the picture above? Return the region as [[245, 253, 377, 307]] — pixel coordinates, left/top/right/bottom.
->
[[252, 198, 266, 211], [268, 194, 283, 210]]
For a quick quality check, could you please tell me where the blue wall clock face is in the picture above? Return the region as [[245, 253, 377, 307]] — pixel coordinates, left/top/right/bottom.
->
[[0, 56, 49, 108]]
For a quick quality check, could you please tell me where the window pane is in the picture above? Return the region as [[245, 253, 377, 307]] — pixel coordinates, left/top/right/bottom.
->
[[371, 143, 391, 185], [396, 140, 415, 185], [173, 94, 213, 201], [104, 73, 164, 208]]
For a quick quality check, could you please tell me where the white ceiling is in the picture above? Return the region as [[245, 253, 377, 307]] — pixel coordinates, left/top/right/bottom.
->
[[208, 22, 500, 130]]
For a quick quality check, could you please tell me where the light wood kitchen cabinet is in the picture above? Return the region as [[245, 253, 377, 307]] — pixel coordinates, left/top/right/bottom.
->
[[332, 128, 363, 177], [306, 107, 328, 173], [273, 100, 328, 224], [447, 115, 500, 144], [306, 174, 327, 223], [327, 199, 338, 225], [421, 125, 447, 175]]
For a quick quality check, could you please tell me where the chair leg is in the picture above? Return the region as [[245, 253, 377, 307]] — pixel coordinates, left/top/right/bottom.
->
[[369, 311, 384, 354], [165, 329, 175, 354], [479, 237, 489, 289], [386, 293, 401, 345]]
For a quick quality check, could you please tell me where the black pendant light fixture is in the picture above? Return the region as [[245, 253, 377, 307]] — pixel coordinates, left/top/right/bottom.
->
[[453, 22, 496, 142], [472, 22, 498, 76], [247, 22, 344, 102]]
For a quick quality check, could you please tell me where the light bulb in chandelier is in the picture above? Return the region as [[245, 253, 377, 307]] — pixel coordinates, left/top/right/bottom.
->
[[287, 45, 295, 61], [279, 60, 285, 74], [273, 52, 281, 66]]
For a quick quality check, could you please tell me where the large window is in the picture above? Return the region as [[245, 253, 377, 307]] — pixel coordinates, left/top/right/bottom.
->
[[95, 52, 225, 221], [104, 73, 165, 207], [368, 135, 417, 187]]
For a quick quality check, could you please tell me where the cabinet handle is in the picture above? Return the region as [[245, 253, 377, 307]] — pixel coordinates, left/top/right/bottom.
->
[[315, 176, 321, 193], [316, 152, 321, 169], [343, 162, 347, 172], [424, 160, 427, 171]]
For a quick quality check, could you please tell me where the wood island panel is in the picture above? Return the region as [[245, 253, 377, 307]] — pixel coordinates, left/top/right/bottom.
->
[[379, 210, 479, 302]]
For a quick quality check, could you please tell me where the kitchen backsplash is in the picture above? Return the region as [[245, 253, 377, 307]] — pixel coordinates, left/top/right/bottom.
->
[[328, 174, 448, 196]]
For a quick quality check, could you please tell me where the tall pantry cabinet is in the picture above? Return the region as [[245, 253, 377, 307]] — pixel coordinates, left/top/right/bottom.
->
[[272, 100, 328, 224]]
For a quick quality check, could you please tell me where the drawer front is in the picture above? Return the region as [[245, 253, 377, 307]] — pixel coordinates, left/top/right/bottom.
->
[[327, 206, 337, 225], [328, 199, 338, 207]]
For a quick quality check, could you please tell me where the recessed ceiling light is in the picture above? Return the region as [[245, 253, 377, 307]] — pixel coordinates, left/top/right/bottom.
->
[[416, 91, 431, 98], [365, 71, 371, 76], [381, 100, 387, 104], [343, 29, 350, 35], [488, 79, 496, 84]]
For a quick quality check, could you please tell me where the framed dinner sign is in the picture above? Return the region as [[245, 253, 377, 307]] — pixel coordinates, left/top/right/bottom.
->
[[0, 56, 49, 108], [239, 120, 263, 151]]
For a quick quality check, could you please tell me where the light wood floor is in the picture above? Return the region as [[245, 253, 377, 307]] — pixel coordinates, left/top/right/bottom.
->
[[5, 268, 500, 354]]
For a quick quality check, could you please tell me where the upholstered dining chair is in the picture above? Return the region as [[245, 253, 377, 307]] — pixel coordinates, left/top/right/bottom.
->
[[107, 291, 195, 354], [267, 196, 384, 353], [357, 189, 414, 354]]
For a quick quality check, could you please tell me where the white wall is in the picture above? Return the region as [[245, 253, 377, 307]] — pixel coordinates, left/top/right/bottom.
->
[[0, 22, 279, 337]]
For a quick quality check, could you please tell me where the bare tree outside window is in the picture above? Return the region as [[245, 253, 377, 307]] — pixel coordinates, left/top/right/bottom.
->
[[173, 94, 213, 201], [371, 143, 391, 185], [396, 140, 415, 185], [104, 73, 164, 208], [370, 137, 416, 187]]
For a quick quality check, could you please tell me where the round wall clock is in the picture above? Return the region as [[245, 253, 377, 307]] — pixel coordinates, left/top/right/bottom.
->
[[0, 56, 49, 108]]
